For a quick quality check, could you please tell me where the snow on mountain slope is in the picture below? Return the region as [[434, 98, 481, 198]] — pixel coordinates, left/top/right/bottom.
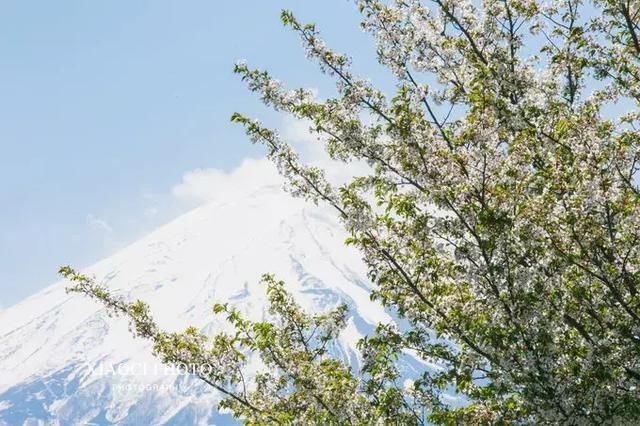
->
[[0, 185, 390, 425]]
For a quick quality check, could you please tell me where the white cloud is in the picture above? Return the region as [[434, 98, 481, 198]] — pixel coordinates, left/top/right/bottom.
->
[[282, 116, 322, 146], [172, 158, 282, 204], [172, 114, 370, 206], [87, 214, 113, 234], [282, 116, 371, 187]]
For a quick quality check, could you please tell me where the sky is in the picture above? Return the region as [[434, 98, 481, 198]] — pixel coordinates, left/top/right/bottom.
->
[[0, 1, 391, 307]]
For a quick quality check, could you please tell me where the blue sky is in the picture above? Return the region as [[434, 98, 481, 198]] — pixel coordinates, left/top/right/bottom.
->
[[0, 1, 389, 306]]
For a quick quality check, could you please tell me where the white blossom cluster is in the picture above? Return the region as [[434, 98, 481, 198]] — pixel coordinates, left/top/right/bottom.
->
[[231, 0, 640, 422]]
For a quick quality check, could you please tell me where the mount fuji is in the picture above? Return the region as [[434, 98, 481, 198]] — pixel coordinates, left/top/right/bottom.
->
[[0, 184, 392, 425]]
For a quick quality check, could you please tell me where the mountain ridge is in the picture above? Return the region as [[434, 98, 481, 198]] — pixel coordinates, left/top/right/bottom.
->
[[0, 187, 388, 425]]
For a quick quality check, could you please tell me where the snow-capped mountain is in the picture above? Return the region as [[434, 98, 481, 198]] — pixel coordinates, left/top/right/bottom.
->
[[0, 185, 390, 425]]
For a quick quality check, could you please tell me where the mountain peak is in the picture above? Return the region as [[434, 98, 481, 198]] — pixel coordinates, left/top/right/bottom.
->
[[0, 188, 385, 425]]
